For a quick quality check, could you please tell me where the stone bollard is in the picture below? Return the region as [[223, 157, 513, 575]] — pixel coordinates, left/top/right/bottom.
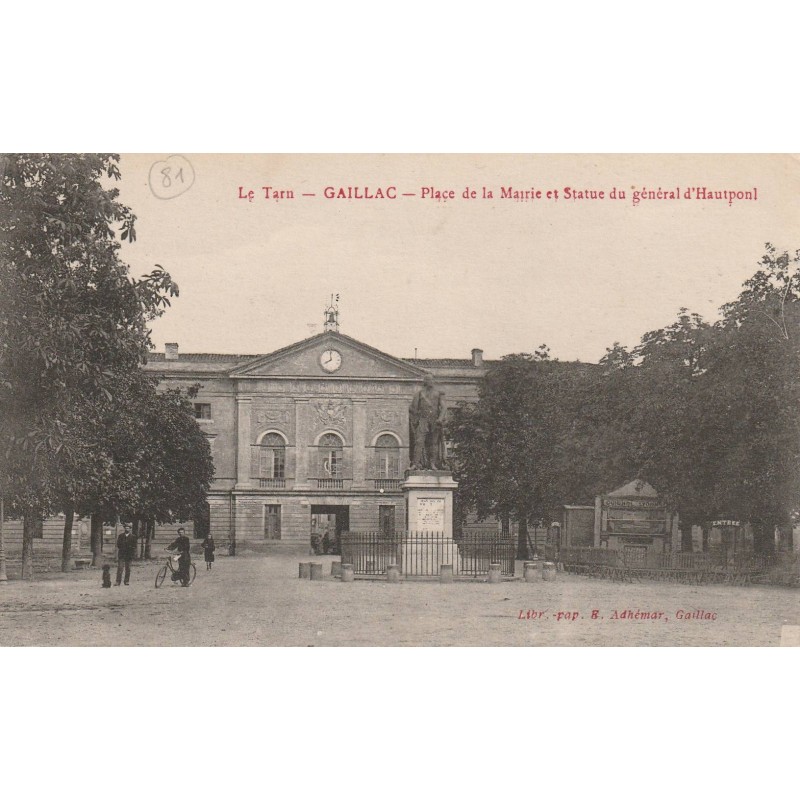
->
[[524, 561, 538, 583], [542, 562, 557, 581], [341, 563, 355, 582], [386, 564, 401, 583], [330, 561, 343, 578], [310, 562, 324, 581], [440, 564, 454, 583], [488, 562, 502, 583], [299, 562, 311, 579]]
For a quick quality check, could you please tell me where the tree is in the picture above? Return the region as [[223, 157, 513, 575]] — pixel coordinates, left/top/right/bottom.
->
[[0, 154, 178, 576], [593, 246, 800, 554], [629, 310, 719, 546], [704, 245, 800, 552], [100, 378, 214, 544], [450, 348, 598, 559]]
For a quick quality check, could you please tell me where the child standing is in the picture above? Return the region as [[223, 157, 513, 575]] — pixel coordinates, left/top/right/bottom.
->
[[202, 534, 216, 570]]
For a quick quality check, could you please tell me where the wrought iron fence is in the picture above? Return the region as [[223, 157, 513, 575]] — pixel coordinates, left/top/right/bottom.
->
[[340, 531, 515, 577], [559, 546, 799, 585], [457, 533, 516, 577]]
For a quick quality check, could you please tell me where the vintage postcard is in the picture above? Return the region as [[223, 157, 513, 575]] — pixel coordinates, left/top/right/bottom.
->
[[1, 153, 798, 646]]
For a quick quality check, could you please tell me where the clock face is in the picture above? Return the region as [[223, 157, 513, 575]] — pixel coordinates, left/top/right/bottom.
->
[[320, 349, 342, 372]]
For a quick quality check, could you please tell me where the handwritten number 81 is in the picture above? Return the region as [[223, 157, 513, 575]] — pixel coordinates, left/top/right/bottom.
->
[[160, 167, 185, 188]]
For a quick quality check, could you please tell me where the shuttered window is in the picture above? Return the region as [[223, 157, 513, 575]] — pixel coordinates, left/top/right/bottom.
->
[[319, 433, 343, 477], [374, 434, 400, 478], [260, 433, 286, 479]]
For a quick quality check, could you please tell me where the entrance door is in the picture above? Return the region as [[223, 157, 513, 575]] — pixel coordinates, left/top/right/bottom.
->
[[264, 504, 281, 540], [310, 505, 349, 554], [379, 505, 396, 535]]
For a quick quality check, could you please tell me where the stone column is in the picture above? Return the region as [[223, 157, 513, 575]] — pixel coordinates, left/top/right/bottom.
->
[[294, 400, 310, 488], [235, 396, 252, 489], [352, 400, 367, 488], [670, 512, 681, 553]]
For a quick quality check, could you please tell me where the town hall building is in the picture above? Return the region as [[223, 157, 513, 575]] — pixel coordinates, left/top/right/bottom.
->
[[143, 309, 489, 549]]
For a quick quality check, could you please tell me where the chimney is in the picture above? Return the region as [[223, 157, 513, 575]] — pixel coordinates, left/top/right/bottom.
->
[[471, 348, 483, 367], [165, 343, 179, 361]]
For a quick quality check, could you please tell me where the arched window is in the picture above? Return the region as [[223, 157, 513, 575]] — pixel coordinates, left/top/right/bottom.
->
[[319, 432, 343, 477], [260, 432, 285, 479], [374, 433, 400, 478]]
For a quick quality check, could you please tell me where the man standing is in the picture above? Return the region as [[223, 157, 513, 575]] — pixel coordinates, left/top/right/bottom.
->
[[167, 527, 192, 586], [115, 523, 137, 586]]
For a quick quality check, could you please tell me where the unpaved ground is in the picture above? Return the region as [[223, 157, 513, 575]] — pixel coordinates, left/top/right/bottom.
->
[[0, 554, 797, 646]]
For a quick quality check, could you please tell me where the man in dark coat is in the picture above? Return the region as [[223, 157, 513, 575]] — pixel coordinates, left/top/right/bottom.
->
[[115, 523, 138, 586], [167, 527, 192, 586]]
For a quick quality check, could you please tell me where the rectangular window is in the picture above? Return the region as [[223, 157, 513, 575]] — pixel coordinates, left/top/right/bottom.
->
[[260, 448, 285, 479], [264, 505, 281, 540], [272, 448, 285, 479], [321, 449, 341, 476], [376, 451, 399, 478], [194, 403, 212, 420]]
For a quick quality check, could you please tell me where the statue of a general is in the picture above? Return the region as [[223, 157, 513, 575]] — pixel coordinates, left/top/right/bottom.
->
[[408, 374, 448, 470]]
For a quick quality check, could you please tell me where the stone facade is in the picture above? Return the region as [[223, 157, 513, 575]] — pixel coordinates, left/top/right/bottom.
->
[[143, 331, 488, 546]]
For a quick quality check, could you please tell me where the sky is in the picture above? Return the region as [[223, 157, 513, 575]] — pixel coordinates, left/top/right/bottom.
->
[[116, 154, 800, 363]]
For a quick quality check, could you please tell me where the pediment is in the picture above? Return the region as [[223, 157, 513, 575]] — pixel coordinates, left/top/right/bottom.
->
[[607, 479, 658, 498], [229, 332, 429, 380]]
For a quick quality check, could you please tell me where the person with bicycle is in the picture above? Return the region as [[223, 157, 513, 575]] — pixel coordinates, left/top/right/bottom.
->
[[167, 527, 192, 586]]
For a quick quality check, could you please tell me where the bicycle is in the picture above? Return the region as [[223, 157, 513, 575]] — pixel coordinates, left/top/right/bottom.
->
[[155, 553, 197, 588]]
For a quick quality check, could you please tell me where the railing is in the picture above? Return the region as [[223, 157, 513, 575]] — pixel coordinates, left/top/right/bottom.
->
[[558, 547, 798, 585], [373, 478, 401, 491], [257, 478, 286, 489], [340, 531, 515, 577], [315, 478, 345, 490], [457, 533, 516, 577]]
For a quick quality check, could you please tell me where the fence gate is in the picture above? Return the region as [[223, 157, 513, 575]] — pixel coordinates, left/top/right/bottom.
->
[[623, 545, 647, 567]]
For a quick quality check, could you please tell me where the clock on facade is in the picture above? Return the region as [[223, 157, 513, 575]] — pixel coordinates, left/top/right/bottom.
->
[[319, 349, 343, 372]]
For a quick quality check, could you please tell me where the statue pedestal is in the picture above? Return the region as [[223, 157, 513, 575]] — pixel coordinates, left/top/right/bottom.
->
[[401, 470, 459, 575]]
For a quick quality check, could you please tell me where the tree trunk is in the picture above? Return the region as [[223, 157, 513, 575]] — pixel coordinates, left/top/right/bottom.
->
[[516, 516, 529, 561], [22, 509, 37, 580], [132, 519, 141, 559], [680, 520, 693, 553], [144, 520, 154, 560], [0, 499, 7, 582], [60, 505, 74, 572], [90, 515, 103, 566]]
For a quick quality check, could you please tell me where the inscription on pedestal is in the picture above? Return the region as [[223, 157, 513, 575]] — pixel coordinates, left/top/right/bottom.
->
[[417, 497, 445, 531]]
